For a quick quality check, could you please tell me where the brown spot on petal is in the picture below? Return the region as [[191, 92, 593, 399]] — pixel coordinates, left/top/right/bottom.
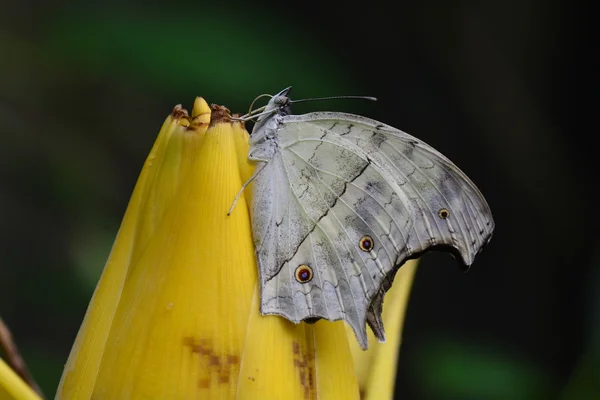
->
[[198, 378, 211, 389], [209, 104, 232, 126], [294, 359, 308, 368], [183, 336, 212, 356], [183, 336, 240, 389], [188, 115, 209, 131], [171, 104, 189, 119], [227, 355, 240, 364], [299, 371, 306, 386], [293, 344, 316, 400]]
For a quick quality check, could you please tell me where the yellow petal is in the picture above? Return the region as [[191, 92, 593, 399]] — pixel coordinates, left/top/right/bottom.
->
[[237, 286, 359, 400], [347, 260, 419, 399], [0, 358, 42, 400], [57, 103, 193, 399], [57, 98, 360, 399]]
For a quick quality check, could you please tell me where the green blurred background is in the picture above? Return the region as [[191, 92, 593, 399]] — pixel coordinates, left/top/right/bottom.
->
[[0, 1, 595, 399]]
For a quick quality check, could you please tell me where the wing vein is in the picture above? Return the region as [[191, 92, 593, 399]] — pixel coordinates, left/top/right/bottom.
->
[[279, 150, 361, 321], [287, 149, 409, 255], [382, 139, 467, 246], [288, 136, 433, 252], [286, 148, 398, 274]]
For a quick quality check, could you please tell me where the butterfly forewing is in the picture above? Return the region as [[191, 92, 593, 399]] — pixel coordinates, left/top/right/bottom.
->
[[286, 112, 494, 264]]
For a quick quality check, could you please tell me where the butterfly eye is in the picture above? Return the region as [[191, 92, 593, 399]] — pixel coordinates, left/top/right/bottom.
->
[[295, 265, 313, 283], [438, 208, 450, 219], [359, 235, 374, 252], [273, 95, 289, 106]]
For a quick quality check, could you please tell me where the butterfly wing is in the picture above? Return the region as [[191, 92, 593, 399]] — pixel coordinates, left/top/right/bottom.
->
[[251, 112, 494, 349]]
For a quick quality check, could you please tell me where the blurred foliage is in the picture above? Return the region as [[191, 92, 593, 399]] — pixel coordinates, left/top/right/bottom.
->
[[0, 1, 594, 399], [40, 12, 353, 105], [419, 339, 551, 399]]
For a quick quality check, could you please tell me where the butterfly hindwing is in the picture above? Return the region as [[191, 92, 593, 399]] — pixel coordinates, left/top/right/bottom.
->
[[250, 107, 494, 349]]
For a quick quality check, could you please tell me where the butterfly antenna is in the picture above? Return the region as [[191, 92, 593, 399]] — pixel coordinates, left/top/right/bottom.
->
[[290, 95, 377, 104], [232, 93, 377, 122]]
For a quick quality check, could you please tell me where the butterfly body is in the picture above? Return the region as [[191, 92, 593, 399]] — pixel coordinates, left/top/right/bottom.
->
[[247, 87, 494, 349]]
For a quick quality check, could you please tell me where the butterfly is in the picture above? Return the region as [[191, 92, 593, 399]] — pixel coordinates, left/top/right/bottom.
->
[[230, 87, 494, 349]]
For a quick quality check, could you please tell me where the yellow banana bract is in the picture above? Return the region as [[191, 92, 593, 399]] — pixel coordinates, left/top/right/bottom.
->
[[0, 358, 42, 400], [56, 98, 362, 399], [347, 260, 419, 400]]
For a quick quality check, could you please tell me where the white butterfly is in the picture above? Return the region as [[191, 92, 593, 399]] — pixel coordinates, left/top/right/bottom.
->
[[231, 87, 494, 349]]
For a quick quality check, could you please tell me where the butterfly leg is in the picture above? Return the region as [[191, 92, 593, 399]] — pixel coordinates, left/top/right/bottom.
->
[[227, 161, 269, 216], [230, 109, 274, 122]]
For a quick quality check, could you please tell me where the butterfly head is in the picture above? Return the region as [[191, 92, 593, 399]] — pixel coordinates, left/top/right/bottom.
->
[[249, 87, 292, 136], [273, 86, 292, 102], [257, 86, 292, 122]]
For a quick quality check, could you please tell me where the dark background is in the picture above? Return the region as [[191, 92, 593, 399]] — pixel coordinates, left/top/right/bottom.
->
[[0, 1, 595, 399]]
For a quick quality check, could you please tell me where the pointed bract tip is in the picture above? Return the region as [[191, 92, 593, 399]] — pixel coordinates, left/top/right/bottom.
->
[[191, 97, 211, 118]]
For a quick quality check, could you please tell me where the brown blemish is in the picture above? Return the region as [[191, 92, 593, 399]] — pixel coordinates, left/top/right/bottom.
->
[[291, 342, 316, 400], [248, 376, 255, 382], [209, 104, 232, 127], [183, 336, 211, 356], [198, 378, 211, 389], [300, 371, 308, 391], [227, 355, 240, 364], [188, 115, 209, 131], [183, 336, 241, 388], [293, 359, 308, 368], [171, 104, 189, 119]]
